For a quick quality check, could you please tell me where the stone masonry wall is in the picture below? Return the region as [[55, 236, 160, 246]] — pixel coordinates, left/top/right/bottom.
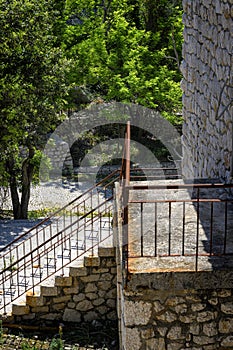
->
[[181, 0, 233, 181], [7, 248, 117, 326], [120, 272, 233, 350]]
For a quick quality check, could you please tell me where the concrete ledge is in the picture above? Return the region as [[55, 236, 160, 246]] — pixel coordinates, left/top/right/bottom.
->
[[127, 270, 233, 291]]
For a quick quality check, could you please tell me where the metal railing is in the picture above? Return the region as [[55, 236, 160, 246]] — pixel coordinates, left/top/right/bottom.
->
[[124, 182, 233, 272], [0, 121, 185, 312], [0, 170, 119, 313]]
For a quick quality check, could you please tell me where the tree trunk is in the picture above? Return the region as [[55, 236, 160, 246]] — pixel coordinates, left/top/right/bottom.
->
[[7, 148, 34, 220], [9, 174, 21, 220], [20, 155, 34, 219]]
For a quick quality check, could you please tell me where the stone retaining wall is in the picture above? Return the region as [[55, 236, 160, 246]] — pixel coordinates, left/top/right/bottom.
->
[[181, 0, 233, 181], [119, 272, 233, 349], [8, 248, 117, 326]]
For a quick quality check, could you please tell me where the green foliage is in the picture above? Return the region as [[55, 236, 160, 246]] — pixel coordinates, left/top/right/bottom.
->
[[0, 0, 71, 218], [63, 0, 183, 119]]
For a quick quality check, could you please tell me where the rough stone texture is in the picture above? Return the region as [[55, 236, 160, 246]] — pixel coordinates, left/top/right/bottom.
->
[[7, 247, 117, 326], [181, 0, 233, 181], [115, 184, 233, 350]]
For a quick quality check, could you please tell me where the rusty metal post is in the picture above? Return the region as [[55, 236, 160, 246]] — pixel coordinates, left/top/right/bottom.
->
[[125, 121, 131, 186]]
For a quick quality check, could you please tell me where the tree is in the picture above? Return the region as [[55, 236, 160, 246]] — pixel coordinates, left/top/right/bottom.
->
[[63, 0, 183, 120], [0, 0, 69, 219]]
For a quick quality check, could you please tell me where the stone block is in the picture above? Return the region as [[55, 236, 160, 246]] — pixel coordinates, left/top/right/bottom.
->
[[85, 283, 98, 293], [93, 298, 105, 306], [84, 311, 98, 322], [97, 281, 112, 291], [125, 301, 152, 326], [63, 309, 81, 322], [63, 286, 79, 295], [73, 293, 85, 303], [40, 286, 58, 297], [69, 266, 88, 277], [125, 328, 141, 350], [76, 299, 93, 312], [221, 335, 233, 347], [98, 247, 116, 257], [84, 256, 100, 267], [107, 310, 117, 320], [53, 295, 71, 304], [219, 318, 233, 333], [196, 311, 216, 323], [167, 326, 184, 340], [52, 303, 66, 311], [40, 313, 60, 321], [55, 276, 72, 287], [12, 304, 30, 316], [26, 293, 45, 308], [80, 274, 100, 283], [31, 306, 49, 313], [221, 302, 233, 314]]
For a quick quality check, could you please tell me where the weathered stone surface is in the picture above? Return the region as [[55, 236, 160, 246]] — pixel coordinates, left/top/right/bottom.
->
[[125, 301, 152, 326], [26, 294, 45, 308], [31, 306, 49, 313], [40, 313, 60, 320], [80, 274, 100, 283], [93, 298, 105, 306], [167, 326, 184, 340], [73, 293, 85, 303], [69, 266, 88, 277], [85, 283, 98, 293], [221, 335, 233, 347], [125, 328, 141, 350], [63, 309, 81, 322], [203, 322, 218, 336], [182, 0, 232, 182], [98, 247, 115, 257], [193, 335, 215, 345], [12, 304, 30, 316], [84, 256, 100, 267], [219, 318, 233, 333], [86, 293, 98, 300], [157, 311, 177, 323], [84, 311, 98, 322], [97, 281, 112, 291], [196, 311, 216, 323], [63, 286, 79, 295], [146, 337, 165, 350], [53, 295, 71, 304], [55, 276, 72, 287], [221, 302, 233, 314], [40, 286, 58, 297], [76, 300, 93, 312]]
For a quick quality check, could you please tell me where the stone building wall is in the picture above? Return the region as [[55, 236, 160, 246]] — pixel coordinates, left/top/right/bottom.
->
[[120, 272, 233, 350], [181, 0, 233, 181]]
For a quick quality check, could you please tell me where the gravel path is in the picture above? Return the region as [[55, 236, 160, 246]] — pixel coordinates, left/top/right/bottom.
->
[[0, 179, 102, 246]]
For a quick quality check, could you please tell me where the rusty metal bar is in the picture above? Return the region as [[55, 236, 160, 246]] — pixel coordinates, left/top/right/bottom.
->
[[209, 202, 214, 255], [141, 203, 144, 257], [196, 187, 200, 272], [224, 201, 228, 254], [182, 202, 185, 256], [126, 183, 233, 190], [168, 202, 172, 256], [154, 203, 157, 257]]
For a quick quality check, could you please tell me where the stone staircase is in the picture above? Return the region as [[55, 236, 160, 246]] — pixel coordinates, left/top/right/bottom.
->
[[8, 246, 117, 325], [0, 170, 119, 319]]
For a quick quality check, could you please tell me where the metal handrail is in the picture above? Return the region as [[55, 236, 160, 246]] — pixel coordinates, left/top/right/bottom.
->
[[0, 169, 119, 313], [125, 182, 233, 272]]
